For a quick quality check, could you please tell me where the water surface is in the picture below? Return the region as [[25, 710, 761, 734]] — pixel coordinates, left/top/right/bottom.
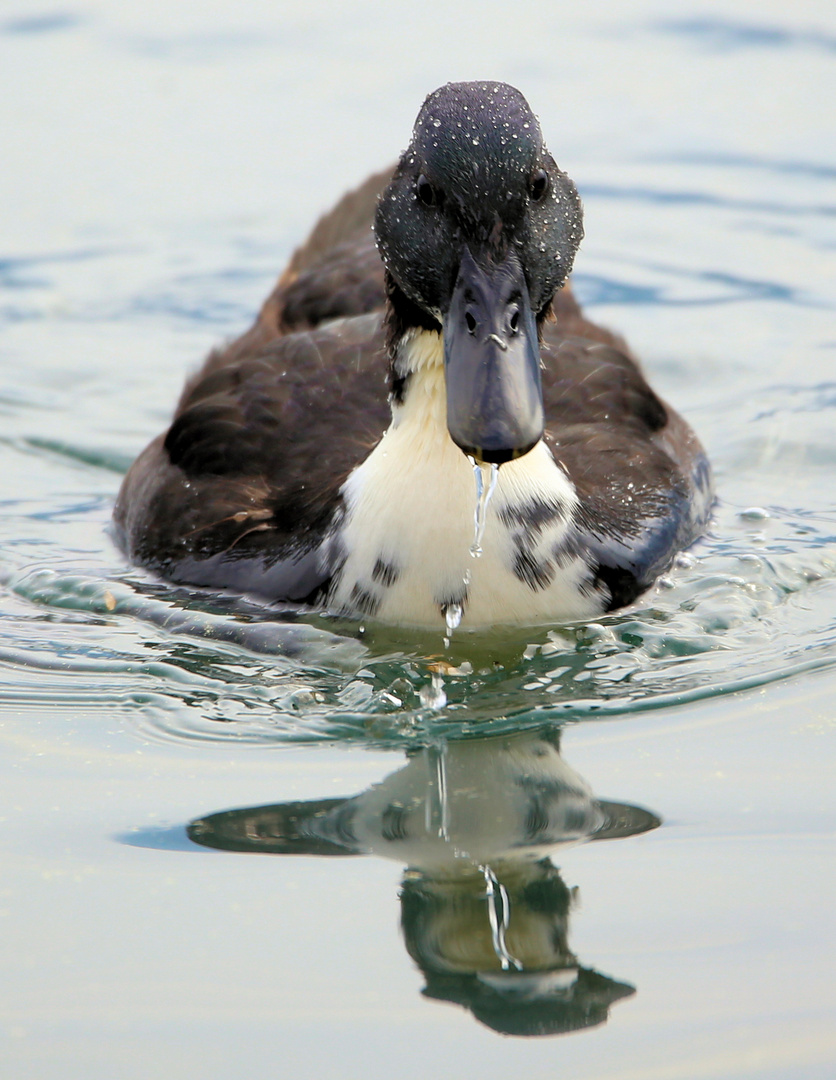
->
[[1, 2, 835, 1077]]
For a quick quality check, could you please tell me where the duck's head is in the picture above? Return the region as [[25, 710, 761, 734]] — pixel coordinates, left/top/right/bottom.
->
[[375, 81, 583, 464]]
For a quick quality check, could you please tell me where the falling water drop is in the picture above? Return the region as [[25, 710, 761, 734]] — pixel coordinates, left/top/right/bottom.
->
[[442, 601, 463, 649], [444, 602, 463, 633], [469, 459, 499, 558]]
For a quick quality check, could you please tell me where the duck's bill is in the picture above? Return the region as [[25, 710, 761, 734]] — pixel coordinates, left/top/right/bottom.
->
[[444, 247, 545, 465]]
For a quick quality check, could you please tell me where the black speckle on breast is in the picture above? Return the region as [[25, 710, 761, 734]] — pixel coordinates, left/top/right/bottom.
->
[[502, 498, 579, 591], [512, 547, 555, 591], [371, 557, 400, 587], [552, 532, 584, 569], [499, 497, 566, 533], [349, 583, 381, 617], [324, 508, 348, 576]]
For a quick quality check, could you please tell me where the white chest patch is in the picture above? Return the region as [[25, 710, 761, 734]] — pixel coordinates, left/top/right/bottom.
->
[[327, 330, 600, 629]]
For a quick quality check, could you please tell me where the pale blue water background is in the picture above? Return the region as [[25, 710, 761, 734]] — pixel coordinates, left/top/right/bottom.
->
[[1, 1, 835, 1077]]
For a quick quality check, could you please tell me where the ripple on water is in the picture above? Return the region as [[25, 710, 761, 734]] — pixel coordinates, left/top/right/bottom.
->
[[1, 499, 834, 751]]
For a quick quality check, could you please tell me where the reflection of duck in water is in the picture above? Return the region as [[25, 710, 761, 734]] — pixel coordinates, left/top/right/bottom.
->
[[188, 728, 659, 1036], [401, 861, 634, 1037], [115, 81, 711, 630]]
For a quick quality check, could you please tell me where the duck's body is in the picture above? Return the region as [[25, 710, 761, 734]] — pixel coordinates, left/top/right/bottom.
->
[[115, 83, 712, 630]]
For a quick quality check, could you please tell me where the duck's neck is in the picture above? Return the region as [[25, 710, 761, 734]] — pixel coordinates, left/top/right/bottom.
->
[[384, 275, 443, 403], [390, 327, 447, 433]]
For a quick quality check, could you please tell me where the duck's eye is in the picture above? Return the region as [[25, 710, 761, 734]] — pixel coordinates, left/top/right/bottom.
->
[[530, 169, 550, 202], [416, 174, 440, 207]]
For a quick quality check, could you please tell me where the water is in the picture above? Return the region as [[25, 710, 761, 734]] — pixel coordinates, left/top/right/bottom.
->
[[481, 865, 523, 973], [1, 2, 836, 1077], [440, 459, 496, 648], [468, 458, 500, 558]]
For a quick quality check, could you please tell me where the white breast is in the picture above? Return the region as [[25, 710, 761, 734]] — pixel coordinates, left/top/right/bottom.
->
[[327, 330, 600, 629]]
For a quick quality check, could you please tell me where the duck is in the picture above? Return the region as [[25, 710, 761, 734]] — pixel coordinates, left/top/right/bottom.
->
[[114, 81, 712, 631]]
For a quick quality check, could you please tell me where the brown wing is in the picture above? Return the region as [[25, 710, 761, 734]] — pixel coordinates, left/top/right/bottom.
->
[[539, 333, 712, 605], [114, 314, 390, 599], [115, 171, 401, 597], [212, 169, 393, 368]]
